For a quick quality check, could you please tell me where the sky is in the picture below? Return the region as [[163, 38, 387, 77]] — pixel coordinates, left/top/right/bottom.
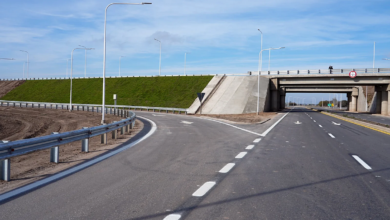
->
[[1, 0, 390, 103]]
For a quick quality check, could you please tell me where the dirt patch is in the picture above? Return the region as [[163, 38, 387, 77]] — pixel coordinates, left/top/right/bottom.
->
[[0, 80, 25, 98], [0, 106, 143, 194], [195, 112, 278, 124]]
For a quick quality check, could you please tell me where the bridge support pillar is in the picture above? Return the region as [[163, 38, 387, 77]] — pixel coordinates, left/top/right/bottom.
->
[[270, 79, 279, 111], [350, 88, 358, 112], [382, 91, 388, 116], [375, 90, 382, 114], [347, 93, 351, 111]]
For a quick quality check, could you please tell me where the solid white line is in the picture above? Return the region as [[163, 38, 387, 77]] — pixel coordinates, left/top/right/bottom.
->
[[253, 138, 261, 143], [328, 133, 335, 138], [261, 111, 290, 136], [192, 181, 216, 197], [246, 145, 255, 150], [200, 118, 262, 136], [352, 155, 372, 170], [0, 116, 157, 202], [163, 214, 181, 220], [235, 152, 247, 159], [219, 163, 236, 173], [319, 125, 322, 127]]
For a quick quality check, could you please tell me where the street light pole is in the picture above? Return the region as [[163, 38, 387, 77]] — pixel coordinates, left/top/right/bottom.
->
[[257, 29, 263, 115], [119, 56, 125, 76], [154, 38, 161, 76], [70, 48, 84, 112], [257, 46, 285, 114], [79, 45, 94, 78], [101, 2, 152, 124], [20, 50, 29, 78]]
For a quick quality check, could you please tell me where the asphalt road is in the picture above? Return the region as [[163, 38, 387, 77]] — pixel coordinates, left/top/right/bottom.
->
[[313, 106, 390, 126], [1, 108, 390, 219]]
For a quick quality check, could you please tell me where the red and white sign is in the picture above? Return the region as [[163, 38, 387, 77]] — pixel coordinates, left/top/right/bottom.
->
[[349, 71, 357, 78]]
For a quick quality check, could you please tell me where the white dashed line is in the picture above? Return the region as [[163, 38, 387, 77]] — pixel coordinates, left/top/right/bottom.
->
[[163, 214, 181, 220], [192, 181, 216, 197], [313, 120, 316, 122], [219, 163, 236, 173], [319, 125, 322, 127], [235, 152, 247, 159], [253, 138, 261, 143], [328, 133, 335, 138], [246, 145, 255, 150], [352, 155, 372, 170]]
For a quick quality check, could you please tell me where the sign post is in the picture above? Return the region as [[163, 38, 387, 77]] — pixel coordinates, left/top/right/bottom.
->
[[197, 92, 205, 114], [113, 94, 117, 113]]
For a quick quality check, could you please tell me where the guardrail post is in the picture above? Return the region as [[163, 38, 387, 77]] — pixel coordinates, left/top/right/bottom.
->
[[112, 121, 118, 140], [120, 121, 125, 135], [0, 140, 10, 181], [82, 127, 89, 152], [38, 103, 40, 108], [101, 124, 107, 144], [13, 103, 15, 107], [50, 132, 59, 163], [125, 120, 129, 133], [56, 105, 58, 109]]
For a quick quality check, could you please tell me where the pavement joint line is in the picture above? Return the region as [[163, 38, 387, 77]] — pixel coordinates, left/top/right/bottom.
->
[[163, 214, 182, 220], [261, 110, 291, 137], [253, 138, 261, 143], [0, 116, 157, 203], [246, 145, 255, 150], [200, 117, 262, 136], [219, 163, 236, 173], [321, 112, 390, 136], [328, 133, 335, 138], [235, 152, 247, 159], [352, 155, 372, 170], [192, 181, 216, 197]]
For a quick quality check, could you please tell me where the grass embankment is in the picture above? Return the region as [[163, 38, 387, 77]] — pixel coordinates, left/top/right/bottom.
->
[[2, 76, 213, 108]]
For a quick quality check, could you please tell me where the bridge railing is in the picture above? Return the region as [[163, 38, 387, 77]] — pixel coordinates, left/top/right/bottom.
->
[[255, 68, 390, 76]]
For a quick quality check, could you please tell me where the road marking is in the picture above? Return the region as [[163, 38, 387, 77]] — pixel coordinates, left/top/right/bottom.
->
[[219, 163, 235, 173], [332, 121, 341, 125], [163, 214, 181, 220], [352, 155, 372, 170], [152, 114, 165, 116], [294, 121, 302, 124], [0, 116, 157, 203], [313, 120, 316, 122], [235, 152, 247, 159], [192, 181, 216, 197], [246, 145, 255, 150], [261, 111, 291, 136], [253, 138, 261, 143], [319, 125, 322, 127], [328, 133, 335, 138], [181, 121, 193, 124], [201, 118, 262, 136]]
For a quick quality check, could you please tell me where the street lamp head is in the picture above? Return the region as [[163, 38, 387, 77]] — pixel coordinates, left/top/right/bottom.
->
[[142, 2, 152, 4], [258, 29, 262, 33], [79, 45, 86, 48], [383, 58, 390, 60]]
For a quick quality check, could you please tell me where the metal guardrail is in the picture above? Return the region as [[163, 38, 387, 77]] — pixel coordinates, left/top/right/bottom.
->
[[0, 101, 137, 181], [0, 100, 188, 114], [0, 73, 247, 81]]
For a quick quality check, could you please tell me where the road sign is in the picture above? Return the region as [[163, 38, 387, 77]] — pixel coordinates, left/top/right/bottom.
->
[[328, 103, 331, 107], [197, 93, 205, 102], [349, 71, 357, 78], [331, 103, 334, 107]]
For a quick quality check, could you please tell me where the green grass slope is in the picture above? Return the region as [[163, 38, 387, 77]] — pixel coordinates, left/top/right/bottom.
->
[[2, 76, 213, 108]]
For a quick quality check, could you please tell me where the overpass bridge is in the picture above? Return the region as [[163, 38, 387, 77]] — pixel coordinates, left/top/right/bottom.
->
[[188, 68, 390, 116]]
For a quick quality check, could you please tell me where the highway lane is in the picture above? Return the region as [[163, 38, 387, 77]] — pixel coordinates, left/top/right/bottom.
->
[[186, 107, 390, 219], [0, 111, 282, 219]]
